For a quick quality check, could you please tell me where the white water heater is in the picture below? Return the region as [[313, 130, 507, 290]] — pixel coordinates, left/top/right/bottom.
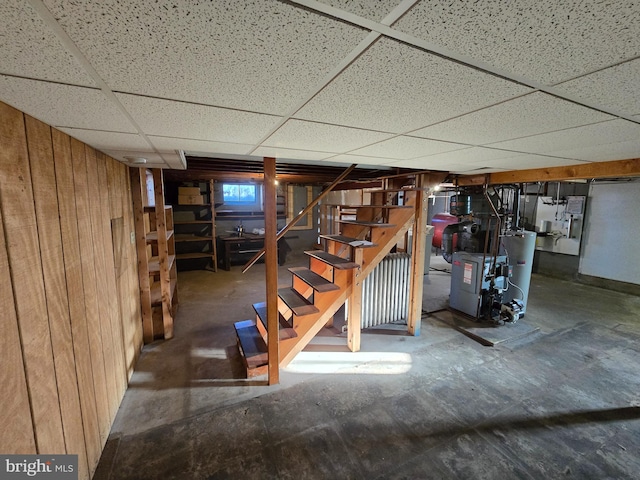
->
[[501, 231, 536, 314]]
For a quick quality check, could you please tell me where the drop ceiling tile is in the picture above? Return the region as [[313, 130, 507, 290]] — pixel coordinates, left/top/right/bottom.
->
[[160, 151, 187, 170], [1, 76, 135, 132], [405, 147, 521, 168], [325, 154, 401, 166], [394, 1, 640, 85], [351, 135, 468, 159], [44, 0, 368, 115], [149, 136, 253, 157], [479, 154, 587, 170], [550, 139, 640, 162], [316, 0, 404, 21], [117, 94, 281, 144], [263, 120, 394, 153], [411, 92, 612, 145], [554, 59, 640, 116], [251, 147, 334, 162], [0, 0, 94, 86], [295, 37, 531, 133], [58, 128, 149, 150], [489, 120, 640, 160]]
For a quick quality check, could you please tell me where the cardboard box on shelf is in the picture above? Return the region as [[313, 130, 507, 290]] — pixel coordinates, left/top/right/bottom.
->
[[178, 187, 201, 196], [178, 195, 205, 205]]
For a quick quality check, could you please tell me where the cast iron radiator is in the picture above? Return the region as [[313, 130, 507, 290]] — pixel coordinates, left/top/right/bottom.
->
[[361, 252, 411, 328]]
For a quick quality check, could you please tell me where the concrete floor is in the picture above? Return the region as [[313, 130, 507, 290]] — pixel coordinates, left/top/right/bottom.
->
[[95, 254, 640, 479]]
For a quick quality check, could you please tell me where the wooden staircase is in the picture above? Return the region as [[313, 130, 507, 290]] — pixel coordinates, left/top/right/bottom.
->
[[233, 188, 422, 378]]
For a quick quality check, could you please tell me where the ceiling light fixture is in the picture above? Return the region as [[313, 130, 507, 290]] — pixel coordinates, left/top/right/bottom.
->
[[124, 156, 147, 164]]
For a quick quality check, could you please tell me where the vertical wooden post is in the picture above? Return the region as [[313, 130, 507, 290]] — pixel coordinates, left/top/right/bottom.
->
[[152, 168, 173, 339], [209, 179, 218, 272], [407, 174, 428, 336], [347, 247, 363, 352], [130, 168, 154, 342], [264, 157, 279, 385]]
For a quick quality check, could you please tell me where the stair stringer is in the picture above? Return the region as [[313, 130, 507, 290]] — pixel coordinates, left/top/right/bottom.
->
[[279, 268, 353, 368], [360, 209, 416, 279]]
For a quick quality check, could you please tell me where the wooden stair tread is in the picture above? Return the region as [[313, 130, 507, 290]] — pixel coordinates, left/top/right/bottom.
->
[[304, 250, 360, 270], [319, 235, 377, 248], [233, 320, 268, 369], [288, 267, 340, 292], [337, 220, 396, 227], [278, 288, 320, 316], [253, 302, 296, 338]]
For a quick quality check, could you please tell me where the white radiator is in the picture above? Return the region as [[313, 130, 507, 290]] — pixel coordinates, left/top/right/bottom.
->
[[361, 253, 411, 328]]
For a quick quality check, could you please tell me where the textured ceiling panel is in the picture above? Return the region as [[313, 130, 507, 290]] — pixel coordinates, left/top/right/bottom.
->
[[160, 151, 187, 169], [481, 154, 588, 170], [555, 59, 640, 116], [0, 0, 94, 86], [44, 0, 368, 115], [350, 135, 467, 159], [325, 153, 406, 166], [117, 94, 281, 144], [411, 92, 613, 145], [0, 76, 135, 132], [295, 37, 531, 133], [405, 146, 522, 168], [547, 139, 640, 162], [263, 120, 393, 153], [489, 120, 640, 161], [149, 136, 253, 157], [394, 0, 640, 85], [316, 0, 404, 21], [58, 128, 149, 150], [251, 146, 333, 162]]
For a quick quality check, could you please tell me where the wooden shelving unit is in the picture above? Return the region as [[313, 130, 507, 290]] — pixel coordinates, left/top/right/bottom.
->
[[170, 179, 218, 272], [131, 168, 178, 343]]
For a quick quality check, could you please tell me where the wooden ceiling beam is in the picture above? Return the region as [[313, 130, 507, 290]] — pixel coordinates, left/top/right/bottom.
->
[[457, 158, 640, 186]]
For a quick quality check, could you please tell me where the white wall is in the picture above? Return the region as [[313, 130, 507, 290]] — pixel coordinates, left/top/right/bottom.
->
[[579, 180, 640, 285]]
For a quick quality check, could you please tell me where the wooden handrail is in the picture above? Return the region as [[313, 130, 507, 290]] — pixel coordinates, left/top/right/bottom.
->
[[242, 163, 357, 273]]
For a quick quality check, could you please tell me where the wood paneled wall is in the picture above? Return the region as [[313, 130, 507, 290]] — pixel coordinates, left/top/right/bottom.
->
[[0, 101, 142, 479]]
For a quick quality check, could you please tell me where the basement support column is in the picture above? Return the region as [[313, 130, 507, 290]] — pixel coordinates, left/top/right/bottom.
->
[[264, 157, 279, 385], [407, 172, 448, 335]]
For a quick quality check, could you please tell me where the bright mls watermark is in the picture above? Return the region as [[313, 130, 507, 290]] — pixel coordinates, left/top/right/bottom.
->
[[0, 455, 77, 479]]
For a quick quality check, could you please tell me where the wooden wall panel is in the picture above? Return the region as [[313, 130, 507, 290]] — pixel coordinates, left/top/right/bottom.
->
[[85, 147, 119, 422], [70, 138, 111, 444], [51, 128, 102, 475], [0, 203, 36, 454], [96, 152, 128, 399], [24, 116, 89, 479], [1, 100, 143, 478], [0, 102, 65, 452]]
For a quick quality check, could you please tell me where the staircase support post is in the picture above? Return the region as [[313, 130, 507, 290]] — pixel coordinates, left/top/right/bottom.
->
[[347, 248, 363, 352], [407, 174, 428, 336], [407, 172, 448, 335], [264, 157, 279, 385]]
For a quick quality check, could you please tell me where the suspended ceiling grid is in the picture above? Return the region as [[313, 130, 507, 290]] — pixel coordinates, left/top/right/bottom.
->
[[1, 0, 639, 172]]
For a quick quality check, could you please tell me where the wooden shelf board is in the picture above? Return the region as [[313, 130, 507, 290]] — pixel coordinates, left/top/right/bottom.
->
[[176, 253, 215, 260], [146, 229, 174, 242], [148, 254, 176, 273], [150, 277, 178, 306], [174, 220, 212, 225], [175, 234, 213, 242]]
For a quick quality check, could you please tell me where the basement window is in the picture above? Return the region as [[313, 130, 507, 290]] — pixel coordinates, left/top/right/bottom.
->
[[222, 183, 257, 205]]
